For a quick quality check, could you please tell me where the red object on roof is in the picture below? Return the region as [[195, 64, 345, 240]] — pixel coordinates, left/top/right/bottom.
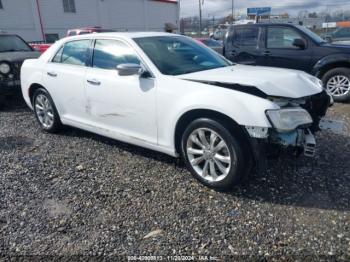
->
[[66, 27, 115, 36], [29, 43, 51, 53]]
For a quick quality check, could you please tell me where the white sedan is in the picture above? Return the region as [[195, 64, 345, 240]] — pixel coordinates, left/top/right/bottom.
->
[[21, 32, 332, 190]]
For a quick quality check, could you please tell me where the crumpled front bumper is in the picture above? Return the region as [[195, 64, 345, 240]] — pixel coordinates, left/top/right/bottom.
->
[[242, 90, 340, 174], [0, 79, 21, 97], [245, 90, 336, 159], [245, 126, 317, 158], [269, 128, 316, 157], [0, 80, 21, 88]]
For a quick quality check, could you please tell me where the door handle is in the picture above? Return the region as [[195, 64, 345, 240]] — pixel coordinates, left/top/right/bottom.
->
[[230, 51, 237, 56], [47, 72, 57, 77], [87, 79, 101, 86], [263, 51, 271, 56]]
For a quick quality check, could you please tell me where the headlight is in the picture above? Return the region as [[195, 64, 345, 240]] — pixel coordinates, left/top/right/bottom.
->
[[0, 62, 11, 74], [266, 108, 313, 132]]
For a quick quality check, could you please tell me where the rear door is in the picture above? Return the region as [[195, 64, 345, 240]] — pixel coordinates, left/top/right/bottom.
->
[[43, 39, 91, 121], [227, 25, 264, 65], [263, 26, 313, 72]]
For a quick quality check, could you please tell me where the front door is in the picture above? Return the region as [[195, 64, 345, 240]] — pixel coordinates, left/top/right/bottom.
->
[[263, 26, 313, 72], [84, 39, 157, 144]]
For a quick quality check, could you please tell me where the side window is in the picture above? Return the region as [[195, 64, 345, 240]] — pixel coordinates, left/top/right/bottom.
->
[[92, 39, 140, 70], [233, 27, 259, 46], [267, 27, 303, 49], [52, 46, 64, 63], [52, 40, 90, 66]]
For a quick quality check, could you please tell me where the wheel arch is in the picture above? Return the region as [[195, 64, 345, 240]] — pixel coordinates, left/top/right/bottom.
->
[[317, 61, 350, 79], [313, 54, 350, 79], [28, 83, 46, 105], [174, 109, 254, 160]]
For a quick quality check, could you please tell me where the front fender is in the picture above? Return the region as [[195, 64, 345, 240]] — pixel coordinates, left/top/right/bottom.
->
[[312, 53, 350, 77], [156, 77, 278, 151]]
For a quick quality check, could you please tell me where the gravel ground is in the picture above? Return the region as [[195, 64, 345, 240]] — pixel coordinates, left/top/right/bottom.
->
[[1, 94, 350, 260]]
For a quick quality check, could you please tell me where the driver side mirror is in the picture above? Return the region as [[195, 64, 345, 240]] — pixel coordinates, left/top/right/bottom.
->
[[293, 38, 306, 49], [116, 63, 144, 76]]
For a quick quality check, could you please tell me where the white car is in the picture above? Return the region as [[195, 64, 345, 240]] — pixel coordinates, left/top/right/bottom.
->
[[21, 32, 332, 190]]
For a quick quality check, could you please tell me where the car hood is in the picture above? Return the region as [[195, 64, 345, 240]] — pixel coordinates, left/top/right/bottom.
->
[[320, 42, 350, 50], [178, 65, 323, 99], [0, 51, 40, 63]]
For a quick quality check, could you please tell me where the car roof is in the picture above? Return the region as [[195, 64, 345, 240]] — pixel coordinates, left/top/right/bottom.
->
[[65, 32, 177, 40], [68, 27, 102, 30], [231, 23, 297, 27]]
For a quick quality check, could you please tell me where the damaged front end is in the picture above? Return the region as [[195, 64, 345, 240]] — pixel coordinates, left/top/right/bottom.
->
[[268, 90, 332, 157], [246, 90, 333, 161]]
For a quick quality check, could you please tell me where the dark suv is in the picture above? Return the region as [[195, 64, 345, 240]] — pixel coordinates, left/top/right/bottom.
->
[[0, 33, 40, 105], [224, 23, 350, 101]]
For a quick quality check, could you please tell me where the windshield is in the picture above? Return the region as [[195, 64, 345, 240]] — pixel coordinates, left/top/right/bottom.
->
[[134, 36, 231, 76], [296, 25, 325, 44], [0, 35, 32, 52]]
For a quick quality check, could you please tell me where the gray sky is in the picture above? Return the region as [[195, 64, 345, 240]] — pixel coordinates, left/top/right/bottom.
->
[[180, 0, 350, 18]]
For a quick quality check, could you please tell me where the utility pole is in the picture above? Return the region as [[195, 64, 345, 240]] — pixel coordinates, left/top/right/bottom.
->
[[208, 14, 215, 35], [231, 0, 234, 23], [199, 0, 202, 35], [213, 15, 215, 32]]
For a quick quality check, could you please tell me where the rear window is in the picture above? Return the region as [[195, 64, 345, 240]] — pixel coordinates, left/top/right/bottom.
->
[[233, 27, 259, 47]]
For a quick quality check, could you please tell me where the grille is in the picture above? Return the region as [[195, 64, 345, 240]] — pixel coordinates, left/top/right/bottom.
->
[[0, 61, 22, 83], [302, 90, 331, 132], [12, 61, 23, 80]]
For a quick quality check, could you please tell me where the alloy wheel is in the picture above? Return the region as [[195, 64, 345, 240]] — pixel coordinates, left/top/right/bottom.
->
[[186, 128, 234, 182], [34, 94, 55, 129], [326, 75, 350, 97]]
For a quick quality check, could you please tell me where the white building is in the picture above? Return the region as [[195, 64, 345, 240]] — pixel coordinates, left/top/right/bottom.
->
[[0, 0, 179, 42]]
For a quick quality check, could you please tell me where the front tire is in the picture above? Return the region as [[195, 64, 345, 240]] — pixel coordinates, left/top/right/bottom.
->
[[32, 88, 62, 133], [180, 118, 248, 190], [322, 67, 350, 102]]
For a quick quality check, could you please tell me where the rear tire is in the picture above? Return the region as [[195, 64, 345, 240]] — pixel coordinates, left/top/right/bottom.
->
[[32, 88, 62, 133], [180, 118, 248, 190], [322, 67, 350, 102]]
